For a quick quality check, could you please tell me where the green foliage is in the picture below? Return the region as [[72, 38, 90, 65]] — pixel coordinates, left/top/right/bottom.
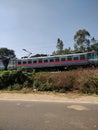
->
[[0, 47, 16, 70], [74, 29, 91, 52], [91, 37, 98, 53], [53, 47, 72, 55], [91, 76, 98, 94], [8, 84, 23, 91], [0, 68, 98, 94], [0, 69, 33, 89], [73, 69, 98, 94], [56, 38, 64, 53], [53, 29, 98, 55], [33, 72, 53, 91]]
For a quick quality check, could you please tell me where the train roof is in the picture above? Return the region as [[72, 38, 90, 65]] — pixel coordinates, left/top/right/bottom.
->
[[17, 51, 95, 60]]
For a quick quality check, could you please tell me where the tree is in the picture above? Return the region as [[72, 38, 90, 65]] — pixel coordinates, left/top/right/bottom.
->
[[63, 47, 72, 54], [56, 38, 64, 53], [0, 48, 16, 70], [91, 37, 98, 53], [74, 29, 90, 52]]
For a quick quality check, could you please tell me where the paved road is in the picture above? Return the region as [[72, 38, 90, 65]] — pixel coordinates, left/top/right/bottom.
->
[[0, 100, 98, 130]]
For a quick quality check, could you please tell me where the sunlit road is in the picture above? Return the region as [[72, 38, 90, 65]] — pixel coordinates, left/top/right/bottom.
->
[[0, 100, 98, 130]]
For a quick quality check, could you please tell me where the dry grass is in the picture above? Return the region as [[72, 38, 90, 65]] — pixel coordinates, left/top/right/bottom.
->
[[33, 68, 98, 94]]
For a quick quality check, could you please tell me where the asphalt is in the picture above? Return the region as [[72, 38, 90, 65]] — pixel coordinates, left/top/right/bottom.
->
[[0, 100, 98, 130]]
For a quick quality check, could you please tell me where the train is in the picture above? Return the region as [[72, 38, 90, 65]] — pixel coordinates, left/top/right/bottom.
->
[[0, 51, 98, 71]]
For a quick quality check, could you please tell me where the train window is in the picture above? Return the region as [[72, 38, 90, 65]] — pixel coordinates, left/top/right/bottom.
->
[[87, 53, 94, 59], [73, 56, 78, 60], [80, 55, 85, 60], [50, 58, 54, 62], [0, 61, 3, 65], [33, 60, 37, 63], [61, 57, 66, 61], [55, 58, 59, 62], [23, 60, 27, 64], [67, 56, 72, 61], [18, 60, 21, 64], [92, 52, 94, 57], [28, 59, 32, 64], [38, 59, 42, 63], [44, 59, 48, 63]]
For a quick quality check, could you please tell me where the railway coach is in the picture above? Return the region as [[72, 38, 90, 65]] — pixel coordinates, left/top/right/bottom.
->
[[16, 51, 98, 71], [0, 51, 98, 71]]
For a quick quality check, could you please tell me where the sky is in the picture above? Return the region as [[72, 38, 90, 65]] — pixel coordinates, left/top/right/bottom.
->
[[0, 0, 98, 58]]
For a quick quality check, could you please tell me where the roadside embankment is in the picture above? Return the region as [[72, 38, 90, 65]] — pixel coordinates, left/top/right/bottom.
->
[[0, 92, 98, 104]]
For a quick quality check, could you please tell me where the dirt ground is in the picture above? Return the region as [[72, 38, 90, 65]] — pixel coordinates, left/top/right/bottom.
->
[[0, 91, 98, 104]]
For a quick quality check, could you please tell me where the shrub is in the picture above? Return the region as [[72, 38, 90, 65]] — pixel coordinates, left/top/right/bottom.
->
[[33, 72, 53, 91], [1, 68, 98, 94], [0, 69, 33, 90], [50, 71, 76, 92], [8, 84, 23, 90], [91, 76, 98, 94], [74, 69, 98, 94]]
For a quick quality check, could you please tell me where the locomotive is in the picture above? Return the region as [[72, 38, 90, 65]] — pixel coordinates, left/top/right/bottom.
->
[[0, 51, 98, 71]]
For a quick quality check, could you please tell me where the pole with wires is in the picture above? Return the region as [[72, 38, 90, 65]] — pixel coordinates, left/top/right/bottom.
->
[[22, 49, 32, 58]]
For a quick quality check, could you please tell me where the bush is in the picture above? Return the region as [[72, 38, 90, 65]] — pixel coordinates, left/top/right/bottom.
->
[[91, 76, 98, 94], [73, 69, 98, 94], [8, 84, 23, 90], [33, 72, 53, 91], [0, 68, 98, 94], [49, 71, 76, 92], [0, 69, 33, 90]]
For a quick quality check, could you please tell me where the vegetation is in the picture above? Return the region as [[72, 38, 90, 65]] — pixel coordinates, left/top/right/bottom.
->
[[56, 38, 64, 54], [0, 48, 16, 70], [0, 69, 33, 90], [0, 68, 98, 94], [91, 37, 98, 53], [0, 28, 97, 60], [74, 29, 91, 52], [52, 29, 98, 55], [0, 28, 98, 95]]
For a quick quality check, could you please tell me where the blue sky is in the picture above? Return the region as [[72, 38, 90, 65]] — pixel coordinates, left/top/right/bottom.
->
[[0, 0, 98, 58]]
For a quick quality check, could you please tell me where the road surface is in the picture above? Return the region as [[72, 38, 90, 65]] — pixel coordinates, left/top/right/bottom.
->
[[0, 100, 98, 130]]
